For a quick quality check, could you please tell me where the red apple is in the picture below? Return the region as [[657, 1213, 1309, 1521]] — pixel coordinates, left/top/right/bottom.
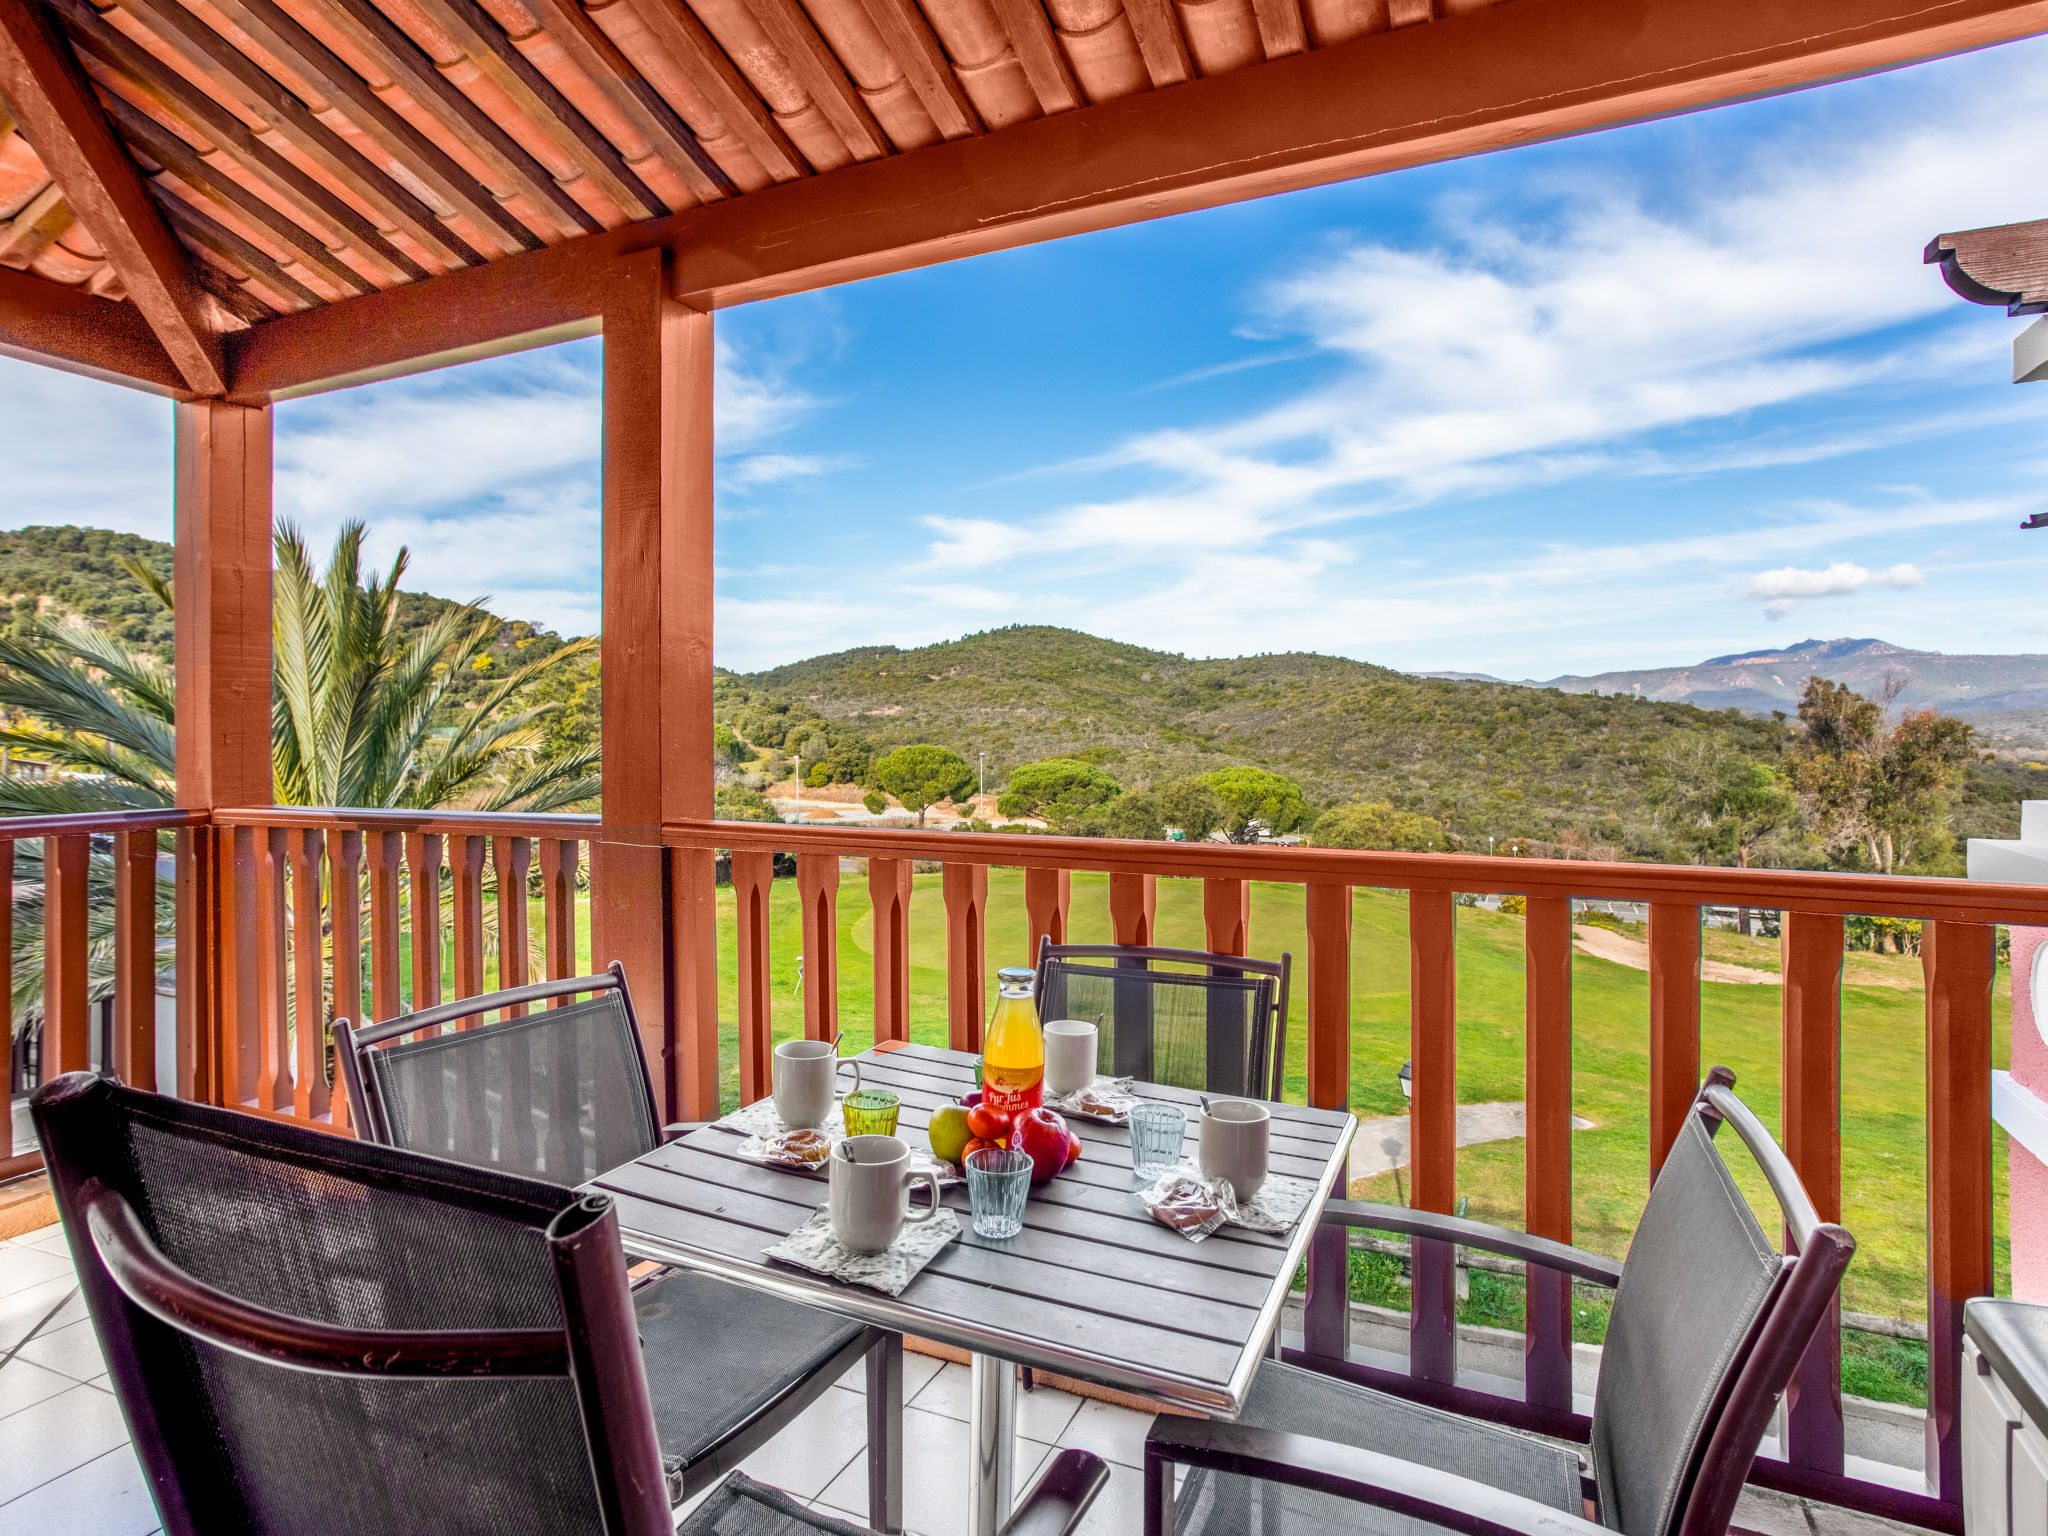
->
[[1013, 1107, 1072, 1184], [960, 1090, 983, 1110], [1064, 1132, 1082, 1169]]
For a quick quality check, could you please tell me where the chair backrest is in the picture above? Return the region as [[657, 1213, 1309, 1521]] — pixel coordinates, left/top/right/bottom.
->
[[1034, 941, 1291, 1100], [1588, 1068, 1855, 1536], [336, 962, 660, 1183], [31, 1071, 672, 1536]]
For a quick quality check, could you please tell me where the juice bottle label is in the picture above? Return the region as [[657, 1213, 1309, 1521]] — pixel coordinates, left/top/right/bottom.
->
[[983, 1063, 1043, 1119]]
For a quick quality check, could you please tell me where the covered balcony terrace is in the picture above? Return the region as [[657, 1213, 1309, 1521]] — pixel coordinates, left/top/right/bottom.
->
[[5, 0, 2048, 1532]]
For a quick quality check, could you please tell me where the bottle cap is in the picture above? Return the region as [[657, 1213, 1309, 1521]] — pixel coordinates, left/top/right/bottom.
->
[[996, 967, 1034, 983]]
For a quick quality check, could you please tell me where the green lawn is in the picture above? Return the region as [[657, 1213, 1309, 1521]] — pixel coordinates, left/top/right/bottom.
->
[[699, 867, 2009, 1325]]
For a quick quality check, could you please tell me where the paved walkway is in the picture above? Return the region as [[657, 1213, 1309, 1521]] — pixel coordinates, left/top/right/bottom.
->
[[1349, 1101, 1595, 1182]]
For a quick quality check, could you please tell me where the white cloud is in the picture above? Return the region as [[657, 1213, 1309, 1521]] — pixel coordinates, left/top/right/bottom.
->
[[1745, 561, 1927, 617]]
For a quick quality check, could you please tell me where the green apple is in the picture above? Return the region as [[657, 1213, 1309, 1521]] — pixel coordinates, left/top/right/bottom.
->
[[927, 1104, 973, 1168]]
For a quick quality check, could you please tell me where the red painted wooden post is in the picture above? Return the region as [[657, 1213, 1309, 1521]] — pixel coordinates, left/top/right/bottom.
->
[[798, 852, 839, 1042], [368, 830, 402, 1026], [451, 832, 486, 1012], [286, 827, 327, 1120], [113, 828, 157, 1091], [944, 861, 988, 1052], [1781, 909, 1845, 1474], [593, 253, 716, 1124], [41, 833, 89, 1078], [1108, 871, 1156, 947], [406, 831, 443, 1023], [1408, 885, 1457, 1384], [733, 849, 775, 1104], [255, 825, 289, 1111], [329, 829, 361, 1130], [1925, 919, 1995, 1509], [493, 836, 531, 1013], [540, 838, 578, 993], [1304, 882, 1349, 1110], [870, 856, 913, 1047], [1204, 877, 1249, 957], [1024, 865, 1070, 961], [1646, 901, 1700, 1181], [173, 399, 272, 1110], [1523, 893, 1574, 1413]]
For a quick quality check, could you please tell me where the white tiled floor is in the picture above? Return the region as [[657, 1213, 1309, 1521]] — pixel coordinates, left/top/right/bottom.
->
[[0, 1219, 1157, 1536]]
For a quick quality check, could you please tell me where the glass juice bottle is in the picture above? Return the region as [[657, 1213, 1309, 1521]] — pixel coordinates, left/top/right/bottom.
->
[[982, 967, 1044, 1119]]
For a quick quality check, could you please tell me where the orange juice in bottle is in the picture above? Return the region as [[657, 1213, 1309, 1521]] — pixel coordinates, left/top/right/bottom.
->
[[982, 967, 1044, 1120]]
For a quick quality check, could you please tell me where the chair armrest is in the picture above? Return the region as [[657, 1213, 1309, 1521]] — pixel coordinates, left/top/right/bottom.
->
[[999, 1449, 1109, 1536], [1147, 1417, 1603, 1536], [1320, 1200, 1623, 1287], [662, 1122, 710, 1143]]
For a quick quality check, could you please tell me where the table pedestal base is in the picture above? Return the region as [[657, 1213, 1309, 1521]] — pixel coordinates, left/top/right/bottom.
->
[[969, 1352, 1017, 1536]]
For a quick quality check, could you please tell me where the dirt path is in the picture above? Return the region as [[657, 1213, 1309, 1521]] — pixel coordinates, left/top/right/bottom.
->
[[1572, 924, 1780, 984]]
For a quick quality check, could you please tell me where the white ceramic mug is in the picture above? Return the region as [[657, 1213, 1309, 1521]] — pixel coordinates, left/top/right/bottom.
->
[[774, 1040, 861, 1130], [1199, 1098, 1270, 1203], [1043, 1019, 1099, 1097], [828, 1135, 942, 1254]]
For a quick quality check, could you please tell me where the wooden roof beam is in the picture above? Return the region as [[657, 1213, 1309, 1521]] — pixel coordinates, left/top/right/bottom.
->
[[227, 0, 2048, 400], [0, 0, 225, 391], [988, 0, 1081, 114], [738, 0, 889, 159], [604, 0, 807, 182], [0, 260, 185, 390], [855, 0, 982, 138], [1926, 218, 2048, 315]]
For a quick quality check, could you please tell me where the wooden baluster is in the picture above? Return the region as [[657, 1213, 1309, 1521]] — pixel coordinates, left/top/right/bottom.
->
[[870, 856, 912, 1047], [733, 850, 775, 1103], [173, 827, 208, 1101], [368, 831, 402, 1026], [451, 833, 485, 1013], [41, 834, 90, 1079], [1108, 872, 1156, 947], [1024, 866, 1070, 962], [1925, 919, 1995, 1509], [493, 837, 532, 1012], [539, 838, 577, 996], [1646, 901, 1701, 1181], [671, 842, 719, 1121], [330, 831, 362, 1131], [798, 852, 839, 1043], [406, 831, 443, 1025], [220, 826, 258, 1104], [1305, 883, 1350, 1110], [1203, 877, 1249, 956], [1781, 909, 1845, 1474], [113, 829, 157, 1091], [1408, 885, 1457, 1385], [944, 862, 988, 1052], [1523, 893, 1574, 1415], [286, 828, 327, 1120], [256, 826, 289, 1111]]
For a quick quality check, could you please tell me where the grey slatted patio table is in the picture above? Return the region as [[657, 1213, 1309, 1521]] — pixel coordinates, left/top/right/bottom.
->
[[587, 1042, 1357, 1536]]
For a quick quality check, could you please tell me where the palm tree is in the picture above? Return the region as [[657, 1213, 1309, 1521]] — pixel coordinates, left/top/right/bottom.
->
[[0, 520, 602, 1031]]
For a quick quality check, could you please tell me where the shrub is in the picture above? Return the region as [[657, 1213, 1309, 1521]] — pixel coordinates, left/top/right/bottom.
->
[[997, 757, 1120, 821], [1313, 800, 1445, 852], [1199, 767, 1308, 841]]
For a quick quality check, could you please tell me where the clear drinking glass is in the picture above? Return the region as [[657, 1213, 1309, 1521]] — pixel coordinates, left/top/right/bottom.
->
[[1128, 1103, 1188, 1179], [965, 1147, 1033, 1239], [841, 1089, 901, 1138]]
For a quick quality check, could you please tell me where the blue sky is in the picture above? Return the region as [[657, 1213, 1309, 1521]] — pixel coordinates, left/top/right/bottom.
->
[[7, 33, 2048, 677]]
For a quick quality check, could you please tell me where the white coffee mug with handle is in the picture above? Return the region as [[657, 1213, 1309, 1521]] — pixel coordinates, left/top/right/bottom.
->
[[774, 1039, 861, 1130], [828, 1135, 942, 1254], [1199, 1098, 1271, 1203]]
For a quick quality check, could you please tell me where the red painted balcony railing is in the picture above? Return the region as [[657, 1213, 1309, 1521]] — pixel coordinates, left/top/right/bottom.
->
[[8, 804, 2048, 1533]]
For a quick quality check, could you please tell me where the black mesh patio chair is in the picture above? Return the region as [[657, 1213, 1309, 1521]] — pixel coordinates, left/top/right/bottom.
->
[[33, 1071, 1108, 1536], [1035, 940, 1291, 1100], [334, 963, 908, 1529], [1144, 1067, 1856, 1536]]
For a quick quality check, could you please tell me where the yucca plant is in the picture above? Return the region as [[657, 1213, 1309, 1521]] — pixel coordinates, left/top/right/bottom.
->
[[0, 520, 601, 1036]]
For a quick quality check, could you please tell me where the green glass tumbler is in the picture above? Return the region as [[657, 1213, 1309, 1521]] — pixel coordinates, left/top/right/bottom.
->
[[841, 1089, 901, 1138]]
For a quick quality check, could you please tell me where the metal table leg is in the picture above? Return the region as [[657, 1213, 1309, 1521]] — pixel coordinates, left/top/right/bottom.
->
[[969, 1351, 1017, 1536]]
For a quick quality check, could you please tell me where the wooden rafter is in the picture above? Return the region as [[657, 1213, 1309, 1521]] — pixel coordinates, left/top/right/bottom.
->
[[1121, 0, 1194, 87], [854, 0, 982, 138], [0, 260, 181, 388], [988, 0, 1083, 113], [738, 0, 889, 159], [158, 189, 321, 310], [109, 0, 484, 269], [1251, 0, 1308, 58], [54, 0, 426, 283], [293, 0, 610, 236], [192, 0, 542, 253], [0, 0, 224, 391], [607, 0, 808, 181]]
